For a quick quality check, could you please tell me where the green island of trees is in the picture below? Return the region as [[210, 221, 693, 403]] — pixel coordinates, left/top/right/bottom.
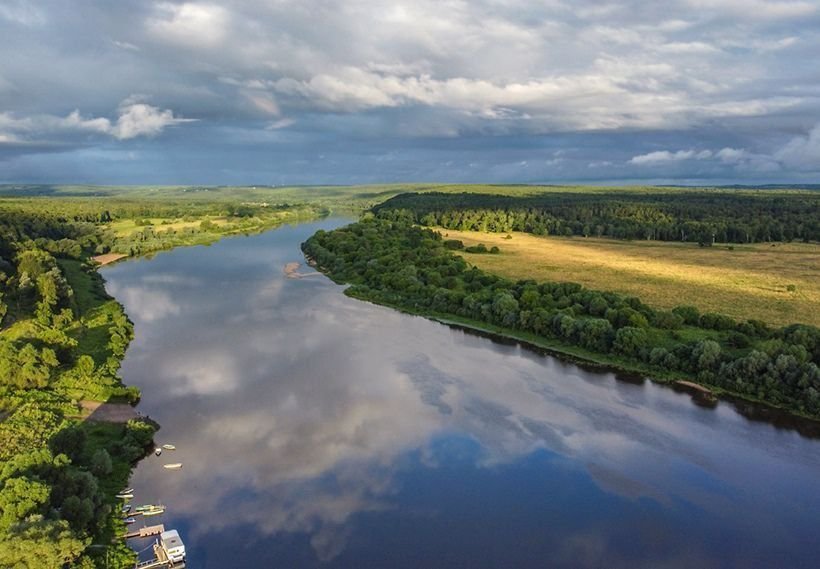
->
[[302, 217, 820, 420]]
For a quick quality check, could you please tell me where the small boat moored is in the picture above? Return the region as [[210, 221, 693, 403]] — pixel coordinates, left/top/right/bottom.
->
[[116, 493, 133, 499], [123, 517, 136, 524], [121, 505, 132, 514], [162, 444, 176, 450], [142, 507, 166, 517], [163, 463, 183, 470], [155, 447, 162, 456]]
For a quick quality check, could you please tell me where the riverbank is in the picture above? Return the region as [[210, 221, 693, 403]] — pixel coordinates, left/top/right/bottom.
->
[[303, 218, 820, 425], [0, 206, 329, 567], [341, 289, 820, 434]]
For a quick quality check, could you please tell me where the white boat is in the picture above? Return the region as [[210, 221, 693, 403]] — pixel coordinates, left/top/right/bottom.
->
[[162, 444, 176, 450], [116, 493, 134, 499], [123, 517, 136, 524], [142, 507, 166, 517], [163, 463, 183, 469], [121, 488, 134, 494], [154, 447, 162, 456]]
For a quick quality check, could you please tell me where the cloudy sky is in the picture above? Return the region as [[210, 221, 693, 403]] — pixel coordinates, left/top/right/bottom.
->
[[1, 0, 819, 185]]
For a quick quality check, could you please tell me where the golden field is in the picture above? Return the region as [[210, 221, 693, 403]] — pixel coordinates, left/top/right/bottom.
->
[[442, 229, 820, 328]]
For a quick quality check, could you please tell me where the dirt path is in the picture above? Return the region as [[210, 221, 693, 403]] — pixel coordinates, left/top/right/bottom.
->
[[79, 400, 140, 423]]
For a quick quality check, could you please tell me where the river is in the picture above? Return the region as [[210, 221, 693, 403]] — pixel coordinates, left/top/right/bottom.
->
[[102, 218, 820, 568]]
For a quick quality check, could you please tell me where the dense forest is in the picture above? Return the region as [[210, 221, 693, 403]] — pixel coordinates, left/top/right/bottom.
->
[[0, 197, 324, 567], [0, 208, 157, 567], [373, 191, 820, 244], [303, 218, 820, 419]]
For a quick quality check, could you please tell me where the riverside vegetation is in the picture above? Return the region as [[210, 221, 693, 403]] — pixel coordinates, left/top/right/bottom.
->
[[302, 211, 820, 420], [0, 196, 323, 567], [1, 183, 819, 566]]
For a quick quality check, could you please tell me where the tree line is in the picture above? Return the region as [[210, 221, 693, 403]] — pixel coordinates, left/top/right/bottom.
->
[[373, 191, 820, 244], [303, 218, 820, 418]]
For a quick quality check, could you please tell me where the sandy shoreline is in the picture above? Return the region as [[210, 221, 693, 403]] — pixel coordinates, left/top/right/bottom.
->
[[92, 253, 128, 266]]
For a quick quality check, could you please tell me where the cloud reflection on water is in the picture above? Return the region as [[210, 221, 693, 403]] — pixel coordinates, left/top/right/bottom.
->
[[104, 222, 820, 568]]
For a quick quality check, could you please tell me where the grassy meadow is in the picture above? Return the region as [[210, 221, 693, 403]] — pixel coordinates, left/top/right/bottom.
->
[[443, 229, 820, 328]]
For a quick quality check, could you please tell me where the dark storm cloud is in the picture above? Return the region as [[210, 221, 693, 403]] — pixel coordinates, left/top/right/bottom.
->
[[1, 0, 819, 184]]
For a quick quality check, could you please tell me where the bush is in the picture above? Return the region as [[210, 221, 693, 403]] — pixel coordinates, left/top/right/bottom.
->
[[673, 305, 700, 325], [613, 327, 649, 357], [653, 310, 684, 329]]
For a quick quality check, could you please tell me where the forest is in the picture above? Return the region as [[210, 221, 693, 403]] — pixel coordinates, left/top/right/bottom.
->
[[0, 196, 323, 567], [303, 217, 820, 419], [373, 190, 820, 244]]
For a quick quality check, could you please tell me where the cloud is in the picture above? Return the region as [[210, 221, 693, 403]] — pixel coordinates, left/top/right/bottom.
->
[[629, 149, 713, 164], [266, 118, 295, 130], [628, 123, 820, 174], [147, 2, 229, 47], [2, 0, 820, 182], [0, 1, 45, 26], [684, 0, 818, 20], [0, 99, 194, 143], [111, 101, 195, 139], [775, 123, 820, 170]]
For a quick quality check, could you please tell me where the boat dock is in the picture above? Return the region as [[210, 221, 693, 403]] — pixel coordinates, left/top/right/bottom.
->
[[125, 524, 165, 540], [133, 539, 186, 569]]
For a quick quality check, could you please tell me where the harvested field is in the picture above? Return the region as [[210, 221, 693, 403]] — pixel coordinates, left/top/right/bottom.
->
[[442, 229, 820, 327]]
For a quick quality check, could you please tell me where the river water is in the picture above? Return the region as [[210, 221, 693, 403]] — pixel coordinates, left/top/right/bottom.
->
[[102, 218, 820, 569]]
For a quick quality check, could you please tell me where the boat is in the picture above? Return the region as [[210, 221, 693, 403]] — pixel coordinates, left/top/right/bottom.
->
[[155, 447, 162, 456], [116, 493, 134, 499], [134, 504, 162, 512], [123, 517, 136, 524], [142, 507, 166, 517], [121, 488, 134, 494], [161, 529, 186, 563], [162, 444, 176, 450], [121, 505, 132, 514], [163, 463, 183, 469]]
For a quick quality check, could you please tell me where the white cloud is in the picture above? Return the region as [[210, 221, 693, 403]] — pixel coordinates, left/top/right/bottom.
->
[[2, 0, 820, 181], [0, 99, 194, 142], [147, 2, 229, 47], [629, 149, 712, 164], [628, 127, 820, 173], [111, 102, 194, 139], [112, 40, 140, 51], [266, 118, 295, 130]]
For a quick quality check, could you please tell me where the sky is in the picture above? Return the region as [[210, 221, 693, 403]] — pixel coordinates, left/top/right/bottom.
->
[[1, 0, 819, 185]]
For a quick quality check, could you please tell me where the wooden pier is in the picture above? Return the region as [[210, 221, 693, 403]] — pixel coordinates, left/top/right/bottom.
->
[[125, 524, 165, 540]]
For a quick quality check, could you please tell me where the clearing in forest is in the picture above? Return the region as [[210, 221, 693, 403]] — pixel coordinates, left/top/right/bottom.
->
[[442, 229, 820, 328]]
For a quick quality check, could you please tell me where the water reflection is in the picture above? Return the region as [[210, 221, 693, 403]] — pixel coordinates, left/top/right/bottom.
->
[[103, 219, 820, 569]]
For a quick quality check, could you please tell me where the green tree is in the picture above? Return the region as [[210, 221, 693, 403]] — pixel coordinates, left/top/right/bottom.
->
[[613, 327, 649, 357], [90, 449, 112, 477]]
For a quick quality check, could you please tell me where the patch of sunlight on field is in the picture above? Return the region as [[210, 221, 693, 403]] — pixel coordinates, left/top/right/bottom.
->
[[106, 216, 229, 237], [442, 229, 820, 328]]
